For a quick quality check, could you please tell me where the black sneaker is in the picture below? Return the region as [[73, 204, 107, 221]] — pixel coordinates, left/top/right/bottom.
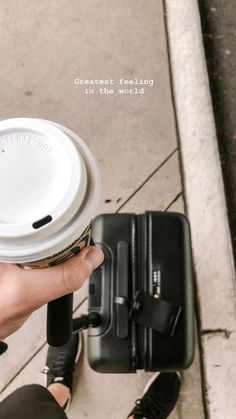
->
[[43, 332, 82, 394], [128, 372, 181, 419]]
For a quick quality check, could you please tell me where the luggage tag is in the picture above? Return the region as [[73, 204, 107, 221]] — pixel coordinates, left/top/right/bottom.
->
[[129, 291, 182, 336]]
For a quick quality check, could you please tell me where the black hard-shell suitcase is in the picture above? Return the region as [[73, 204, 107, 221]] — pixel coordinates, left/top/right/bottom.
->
[[87, 212, 194, 373]]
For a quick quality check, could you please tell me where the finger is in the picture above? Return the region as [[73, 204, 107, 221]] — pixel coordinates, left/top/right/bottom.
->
[[17, 246, 104, 313]]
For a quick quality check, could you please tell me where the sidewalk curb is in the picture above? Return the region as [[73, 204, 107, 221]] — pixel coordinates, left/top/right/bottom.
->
[[165, 1, 236, 418]]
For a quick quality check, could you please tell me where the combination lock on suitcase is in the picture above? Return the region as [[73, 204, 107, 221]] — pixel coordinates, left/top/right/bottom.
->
[[87, 211, 194, 373]]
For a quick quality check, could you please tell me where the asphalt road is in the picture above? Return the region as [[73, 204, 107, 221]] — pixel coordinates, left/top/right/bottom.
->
[[199, 0, 236, 261]]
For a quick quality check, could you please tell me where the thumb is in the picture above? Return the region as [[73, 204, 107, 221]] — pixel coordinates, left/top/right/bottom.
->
[[18, 246, 104, 312]]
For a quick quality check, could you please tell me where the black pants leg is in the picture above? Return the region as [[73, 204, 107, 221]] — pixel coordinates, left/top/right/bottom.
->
[[0, 384, 67, 419]]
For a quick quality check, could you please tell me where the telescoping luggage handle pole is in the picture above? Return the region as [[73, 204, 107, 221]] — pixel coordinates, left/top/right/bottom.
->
[[47, 295, 73, 347], [46, 238, 98, 347], [47, 295, 101, 347]]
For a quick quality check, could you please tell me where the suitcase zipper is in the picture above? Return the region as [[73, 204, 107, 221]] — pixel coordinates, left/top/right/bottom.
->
[[136, 213, 148, 370], [130, 214, 137, 372]]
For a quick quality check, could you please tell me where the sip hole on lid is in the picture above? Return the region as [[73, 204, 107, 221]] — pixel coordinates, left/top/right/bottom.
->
[[32, 215, 53, 229]]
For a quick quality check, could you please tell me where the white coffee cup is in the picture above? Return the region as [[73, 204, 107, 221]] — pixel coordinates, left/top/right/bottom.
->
[[0, 118, 101, 268]]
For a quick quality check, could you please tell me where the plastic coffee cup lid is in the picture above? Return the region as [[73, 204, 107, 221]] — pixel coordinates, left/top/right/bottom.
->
[[0, 118, 101, 263]]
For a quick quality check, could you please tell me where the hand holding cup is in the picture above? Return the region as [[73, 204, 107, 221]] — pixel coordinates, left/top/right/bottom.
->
[[0, 246, 104, 340]]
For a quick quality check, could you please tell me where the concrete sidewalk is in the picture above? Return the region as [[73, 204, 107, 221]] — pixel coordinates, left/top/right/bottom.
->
[[0, 1, 234, 418]]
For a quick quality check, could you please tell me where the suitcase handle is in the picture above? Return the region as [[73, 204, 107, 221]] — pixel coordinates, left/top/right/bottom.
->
[[47, 294, 73, 346], [115, 241, 129, 339]]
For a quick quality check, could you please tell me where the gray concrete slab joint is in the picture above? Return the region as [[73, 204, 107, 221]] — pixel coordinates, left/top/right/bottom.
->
[[116, 147, 178, 213], [165, 0, 236, 418]]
